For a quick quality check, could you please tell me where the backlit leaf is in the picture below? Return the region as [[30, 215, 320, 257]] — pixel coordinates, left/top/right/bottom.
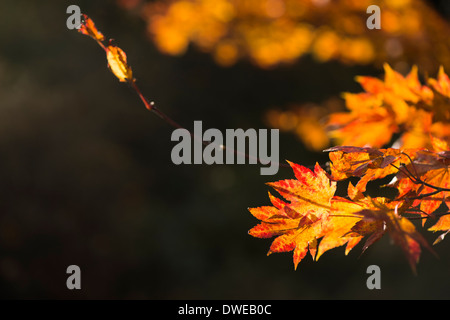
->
[[106, 45, 134, 82], [78, 14, 105, 42], [249, 162, 338, 269]]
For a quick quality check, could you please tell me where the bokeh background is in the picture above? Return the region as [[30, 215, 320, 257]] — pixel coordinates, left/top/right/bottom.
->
[[1, 0, 450, 299]]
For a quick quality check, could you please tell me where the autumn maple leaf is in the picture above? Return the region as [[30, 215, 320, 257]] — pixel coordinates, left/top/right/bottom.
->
[[327, 104, 397, 148], [316, 195, 365, 260], [248, 162, 336, 269], [249, 158, 441, 272], [325, 146, 417, 192], [330, 182, 435, 274], [248, 162, 370, 269], [326, 141, 450, 226], [353, 200, 435, 274], [386, 137, 450, 221]]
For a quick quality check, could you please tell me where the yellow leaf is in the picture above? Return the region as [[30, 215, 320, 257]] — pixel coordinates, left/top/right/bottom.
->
[[106, 45, 134, 82]]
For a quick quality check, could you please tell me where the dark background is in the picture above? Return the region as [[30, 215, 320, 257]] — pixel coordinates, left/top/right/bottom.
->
[[0, 0, 449, 299]]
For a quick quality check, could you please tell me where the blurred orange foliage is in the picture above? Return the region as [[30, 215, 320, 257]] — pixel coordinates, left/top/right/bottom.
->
[[265, 98, 342, 151], [121, 0, 450, 71]]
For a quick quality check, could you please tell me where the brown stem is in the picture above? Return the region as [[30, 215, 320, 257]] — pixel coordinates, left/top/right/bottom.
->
[[128, 79, 290, 169], [79, 19, 292, 171], [390, 163, 450, 193]]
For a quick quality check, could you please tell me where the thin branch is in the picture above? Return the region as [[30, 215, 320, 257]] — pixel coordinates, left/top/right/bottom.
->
[[402, 189, 442, 201], [390, 162, 450, 193], [79, 17, 292, 170]]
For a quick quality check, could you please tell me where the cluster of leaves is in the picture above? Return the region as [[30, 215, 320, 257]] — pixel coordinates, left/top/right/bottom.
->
[[266, 63, 450, 151], [122, 0, 450, 70], [327, 64, 450, 149], [249, 66, 450, 272]]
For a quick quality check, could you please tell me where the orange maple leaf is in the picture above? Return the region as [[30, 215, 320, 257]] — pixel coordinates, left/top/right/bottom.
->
[[354, 201, 435, 274], [248, 162, 372, 269], [248, 160, 436, 272], [248, 162, 337, 269], [329, 188, 435, 273], [326, 146, 417, 192], [327, 105, 397, 148], [316, 195, 365, 260], [389, 137, 450, 217], [323, 184, 388, 260]]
